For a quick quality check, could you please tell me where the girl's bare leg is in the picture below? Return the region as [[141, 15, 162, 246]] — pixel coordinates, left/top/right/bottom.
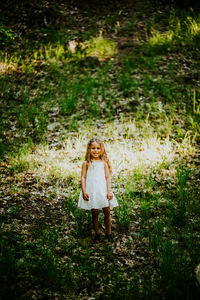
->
[[91, 209, 100, 234], [103, 207, 111, 235]]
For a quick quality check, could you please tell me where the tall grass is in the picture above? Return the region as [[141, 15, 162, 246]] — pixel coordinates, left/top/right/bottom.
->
[[85, 31, 116, 58], [146, 8, 200, 55]]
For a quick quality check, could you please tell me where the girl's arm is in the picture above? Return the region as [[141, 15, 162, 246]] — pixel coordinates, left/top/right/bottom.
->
[[104, 162, 113, 200], [81, 161, 89, 201]]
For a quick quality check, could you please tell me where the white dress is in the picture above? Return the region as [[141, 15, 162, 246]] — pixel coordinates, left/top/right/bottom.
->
[[78, 161, 118, 210]]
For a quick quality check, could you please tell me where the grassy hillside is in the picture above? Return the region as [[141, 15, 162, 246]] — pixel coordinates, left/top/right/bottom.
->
[[0, 0, 200, 299]]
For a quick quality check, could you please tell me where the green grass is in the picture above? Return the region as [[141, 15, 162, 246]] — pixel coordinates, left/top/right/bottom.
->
[[145, 7, 200, 55], [0, 1, 200, 299]]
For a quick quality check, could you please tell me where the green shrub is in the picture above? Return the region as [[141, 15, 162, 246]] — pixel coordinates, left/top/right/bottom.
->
[[0, 16, 14, 48]]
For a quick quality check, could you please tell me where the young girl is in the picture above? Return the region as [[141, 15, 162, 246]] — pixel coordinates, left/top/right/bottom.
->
[[78, 138, 118, 241]]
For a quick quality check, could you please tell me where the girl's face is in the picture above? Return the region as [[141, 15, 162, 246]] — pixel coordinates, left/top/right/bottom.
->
[[90, 141, 102, 160]]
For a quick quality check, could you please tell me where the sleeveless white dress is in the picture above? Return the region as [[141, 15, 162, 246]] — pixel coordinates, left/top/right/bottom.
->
[[78, 161, 118, 210]]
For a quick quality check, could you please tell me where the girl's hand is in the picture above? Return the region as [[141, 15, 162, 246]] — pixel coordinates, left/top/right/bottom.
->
[[107, 192, 113, 201], [83, 192, 89, 201]]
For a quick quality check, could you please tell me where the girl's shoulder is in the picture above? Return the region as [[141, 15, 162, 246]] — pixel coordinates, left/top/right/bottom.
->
[[82, 160, 89, 167], [103, 160, 112, 175], [81, 161, 89, 173], [103, 160, 108, 168]]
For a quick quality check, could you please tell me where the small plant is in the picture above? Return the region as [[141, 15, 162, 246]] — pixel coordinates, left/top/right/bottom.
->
[[158, 239, 198, 299], [148, 219, 164, 254], [115, 200, 131, 229], [0, 16, 14, 48], [111, 269, 139, 299], [160, 239, 176, 282], [85, 31, 116, 58], [61, 82, 80, 115], [140, 200, 151, 223], [118, 73, 138, 96], [147, 29, 174, 55], [185, 13, 200, 45], [7, 206, 20, 217], [168, 166, 191, 227], [66, 195, 92, 238], [193, 89, 200, 114], [124, 17, 136, 33], [21, 62, 35, 74], [146, 8, 200, 55]]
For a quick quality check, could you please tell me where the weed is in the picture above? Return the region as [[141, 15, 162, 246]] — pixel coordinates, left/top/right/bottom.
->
[[115, 200, 131, 229], [111, 269, 140, 299], [146, 8, 200, 55], [140, 200, 151, 223], [7, 206, 20, 217], [193, 89, 200, 114], [85, 32, 116, 58], [148, 218, 164, 254], [61, 81, 80, 115], [168, 166, 191, 227], [66, 194, 92, 238], [118, 73, 138, 96], [0, 16, 14, 47], [124, 17, 136, 33]]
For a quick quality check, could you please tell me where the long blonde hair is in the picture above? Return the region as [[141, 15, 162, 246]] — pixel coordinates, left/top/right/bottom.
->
[[85, 138, 112, 174]]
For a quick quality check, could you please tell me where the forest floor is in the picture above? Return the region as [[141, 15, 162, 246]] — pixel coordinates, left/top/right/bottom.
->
[[0, 0, 200, 299]]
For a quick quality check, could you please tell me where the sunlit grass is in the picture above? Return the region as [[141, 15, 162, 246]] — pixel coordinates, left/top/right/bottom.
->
[[0, 32, 117, 75], [9, 119, 197, 188], [0, 62, 18, 74], [85, 31, 116, 58], [185, 15, 200, 38], [146, 10, 200, 53], [148, 29, 173, 48]]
